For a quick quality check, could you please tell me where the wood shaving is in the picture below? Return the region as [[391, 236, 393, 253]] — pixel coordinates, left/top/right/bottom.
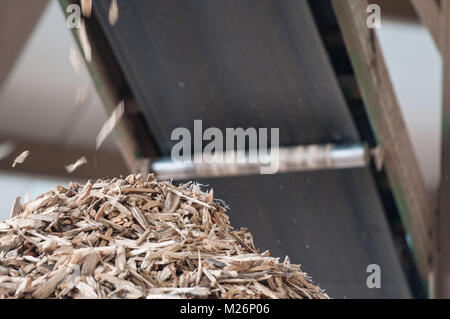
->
[[77, 21, 92, 63], [65, 157, 88, 173], [0, 174, 328, 299], [81, 0, 92, 17], [69, 46, 82, 74], [75, 86, 89, 105], [9, 197, 21, 219], [96, 100, 124, 149], [0, 141, 15, 161], [11, 150, 30, 168], [109, 0, 119, 26]]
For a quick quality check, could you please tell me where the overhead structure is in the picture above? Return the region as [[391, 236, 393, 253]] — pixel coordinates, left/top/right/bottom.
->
[[408, 0, 450, 298], [57, 0, 446, 298], [0, 0, 48, 88]]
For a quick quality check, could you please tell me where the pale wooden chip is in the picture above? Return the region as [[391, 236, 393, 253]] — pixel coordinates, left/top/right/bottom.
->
[[75, 86, 89, 105], [109, 0, 119, 26], [115, 246, 126, 273], [32, 267, 67, 299], [12, 150, 29, 168], [65, 156, 88, 173], [77, 21, 92, 62], [0, 141, 14, 160], [82, 253, 99, 276], [81, 0, 92, 17], [9, 197, 21, 219], [75, 281, 98, 299], [69, 46, 82, 74], [96, 100, 124, 149]]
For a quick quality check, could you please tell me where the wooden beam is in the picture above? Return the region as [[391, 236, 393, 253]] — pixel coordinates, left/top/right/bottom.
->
[[375, 0, 419, 22], [0, 135, 128, 180], [410, 0, 442, 52], [332, 0, 435, 287], [0, 0, 48, 87], [437, 0, 450, 299]]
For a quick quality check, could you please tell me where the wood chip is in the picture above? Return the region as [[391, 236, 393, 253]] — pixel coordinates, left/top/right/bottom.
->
[[0, 174, 328, 299], [109, 0, 119, 26], [12, 150, 29, 168], [96, 101, 124, 149], [165, 192, 180, 212], [75, 281, 98, 299], [9, 197, 21, 219], [115, 246, 126, 273], [75, 86, 89, 105], [81, 0, 92, 17], [0, 141, 14, 161], [77, 21, 92, 62], [65, 156, 88, 173], [69, 46, 82, 74], [81, 253, 99, 276], [32, 268, 67, 299]]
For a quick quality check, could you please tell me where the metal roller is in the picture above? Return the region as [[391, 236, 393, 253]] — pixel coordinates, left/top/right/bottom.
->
[[152, 143, 369, 180]]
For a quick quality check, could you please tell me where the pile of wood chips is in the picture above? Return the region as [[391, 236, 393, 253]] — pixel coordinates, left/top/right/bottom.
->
[[0, 174, 328, 299]]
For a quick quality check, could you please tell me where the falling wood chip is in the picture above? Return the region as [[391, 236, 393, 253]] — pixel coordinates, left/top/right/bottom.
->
[[0, 175, 328, 299], [65, 157, 88, 173], [96, 101, 125, 149], [81, 0, 92, 17], [69, 46, 82, 74], [77, 21, 92, 63], [109, 0, 119, 26], [0, 141, 14, 161], [75, 86, 89, 105], [12, 150, 29, 168]]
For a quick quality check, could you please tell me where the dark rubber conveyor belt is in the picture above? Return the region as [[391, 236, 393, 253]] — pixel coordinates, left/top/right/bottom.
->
[[91, 0, 411, 298]]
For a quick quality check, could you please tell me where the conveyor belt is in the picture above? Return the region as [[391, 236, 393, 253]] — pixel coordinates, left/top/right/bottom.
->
[[89, 0, 411, 298]]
